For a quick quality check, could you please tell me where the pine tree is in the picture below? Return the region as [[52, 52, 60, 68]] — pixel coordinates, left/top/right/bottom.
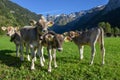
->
[[105, 22, 111, 33], [114, 27, 120, 37]]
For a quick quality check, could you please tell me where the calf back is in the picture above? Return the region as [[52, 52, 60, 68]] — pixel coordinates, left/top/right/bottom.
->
[[72, 28, 102, 45], [20, 26, 38, 43]]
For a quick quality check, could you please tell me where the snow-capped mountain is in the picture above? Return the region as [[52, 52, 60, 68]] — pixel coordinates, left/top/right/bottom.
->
[[46, 5, 105, 26]]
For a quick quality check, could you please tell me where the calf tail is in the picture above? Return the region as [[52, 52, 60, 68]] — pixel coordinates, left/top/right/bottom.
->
[[99, 27, 104, 49], [99, 27, 105, 64]]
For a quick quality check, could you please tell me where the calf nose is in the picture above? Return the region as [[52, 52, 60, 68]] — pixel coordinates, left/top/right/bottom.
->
[[42, 29, 47, 33], [57, 48, 63, 52]]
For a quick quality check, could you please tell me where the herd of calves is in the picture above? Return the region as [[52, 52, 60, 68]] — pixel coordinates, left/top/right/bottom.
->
[[1, 15, 105, 72]]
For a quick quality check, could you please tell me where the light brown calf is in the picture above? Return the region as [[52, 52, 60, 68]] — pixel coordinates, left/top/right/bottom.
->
[[1, 27, 22, 56], [19, 15, 54, 70]]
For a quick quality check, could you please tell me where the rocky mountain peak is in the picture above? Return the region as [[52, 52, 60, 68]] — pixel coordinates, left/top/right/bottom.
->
[[105, 0, 120, 12]]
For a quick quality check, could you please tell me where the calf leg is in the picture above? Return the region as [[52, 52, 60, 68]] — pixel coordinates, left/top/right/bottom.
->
[[38, 46, 44, 67], [101, 44, 105, 65], [41, 47, 45, 62], [26, 44, 30, 61], [53, 48, 57, 68], [90, 44, 96, 65], [78, 46, 84, 60], [48, 48, 52, 72], [34, 49, 37, 61], [16, 44, 19, 57], [20, 44, 24, 61], [30, 48, 36, 70]]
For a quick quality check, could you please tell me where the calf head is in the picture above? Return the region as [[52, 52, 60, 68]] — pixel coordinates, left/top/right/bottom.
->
[[45, 34, 54, 42], [56, 34, 64, 51], [36, 16, 54, 35], [44, 32, 64, 52], [1, 26, 19, 36], [64, 31, 80, 42]]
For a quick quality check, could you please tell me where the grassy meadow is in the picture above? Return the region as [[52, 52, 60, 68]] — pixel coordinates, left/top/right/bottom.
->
[[0, 35, 120, 80]]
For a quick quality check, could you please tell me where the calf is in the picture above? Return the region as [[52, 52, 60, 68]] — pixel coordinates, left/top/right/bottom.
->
[[65, 27, 105, 65], [41, 31, 64, 72], [10, 31, 31, 61], [19, 15, 54, 70], [1, 26, 31, 61]]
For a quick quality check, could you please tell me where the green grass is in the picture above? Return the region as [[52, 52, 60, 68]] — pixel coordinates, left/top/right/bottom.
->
[[0, 36, 120, 80]]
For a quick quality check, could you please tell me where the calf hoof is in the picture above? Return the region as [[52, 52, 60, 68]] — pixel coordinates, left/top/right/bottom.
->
[[89, 62, 93, 66], [48, 69, 51, 73], [40, 63, 44, 67], [102, 62, 105, 65], [57, 48, 63, 52], [80, 56, 83, 60], [31, 67, 35, 70], [54, 65, 58, 68]]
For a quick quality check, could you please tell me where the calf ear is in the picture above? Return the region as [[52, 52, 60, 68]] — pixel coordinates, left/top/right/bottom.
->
[[29, 20, 37, 26], [1, 27, 7, 31], [47, 21, 54, 27], [63, 32, 68, 36], [64, 37, 71, 42]]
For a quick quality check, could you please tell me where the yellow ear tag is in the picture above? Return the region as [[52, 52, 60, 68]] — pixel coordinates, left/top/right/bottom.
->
[[48, 21, 54, 27], [1, 27, 6, 31], [64, 37, 70, 42], [48, 23, 53, 27]]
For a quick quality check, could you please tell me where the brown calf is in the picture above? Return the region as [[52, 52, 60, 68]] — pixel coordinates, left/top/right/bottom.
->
[[65, 27, 105, 65], [41, 31, 64, 72]]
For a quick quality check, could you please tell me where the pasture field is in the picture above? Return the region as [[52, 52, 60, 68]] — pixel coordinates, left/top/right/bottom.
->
[[0, 36, 120, 80]]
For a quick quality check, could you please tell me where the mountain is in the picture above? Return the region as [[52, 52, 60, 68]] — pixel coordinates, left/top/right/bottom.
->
[[0, 0, 39, 27], [46, 11, 87, 26], [46, 5, 105, 26], [104, 0, 120, 13], [50, 0, 120, 33], [79, 0, 120, 29], [50, 5, 105, 33]]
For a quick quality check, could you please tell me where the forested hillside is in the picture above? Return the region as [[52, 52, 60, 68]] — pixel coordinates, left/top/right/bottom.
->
[[0, 0, 39, 27], [0, 0, 120, 35]]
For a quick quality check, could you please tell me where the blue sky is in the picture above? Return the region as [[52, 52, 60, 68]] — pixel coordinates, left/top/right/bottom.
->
[[11, 0, 109, 15]]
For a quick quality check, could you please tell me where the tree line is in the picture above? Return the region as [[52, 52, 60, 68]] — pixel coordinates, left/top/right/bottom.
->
[[98, 22, 120, 37]]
